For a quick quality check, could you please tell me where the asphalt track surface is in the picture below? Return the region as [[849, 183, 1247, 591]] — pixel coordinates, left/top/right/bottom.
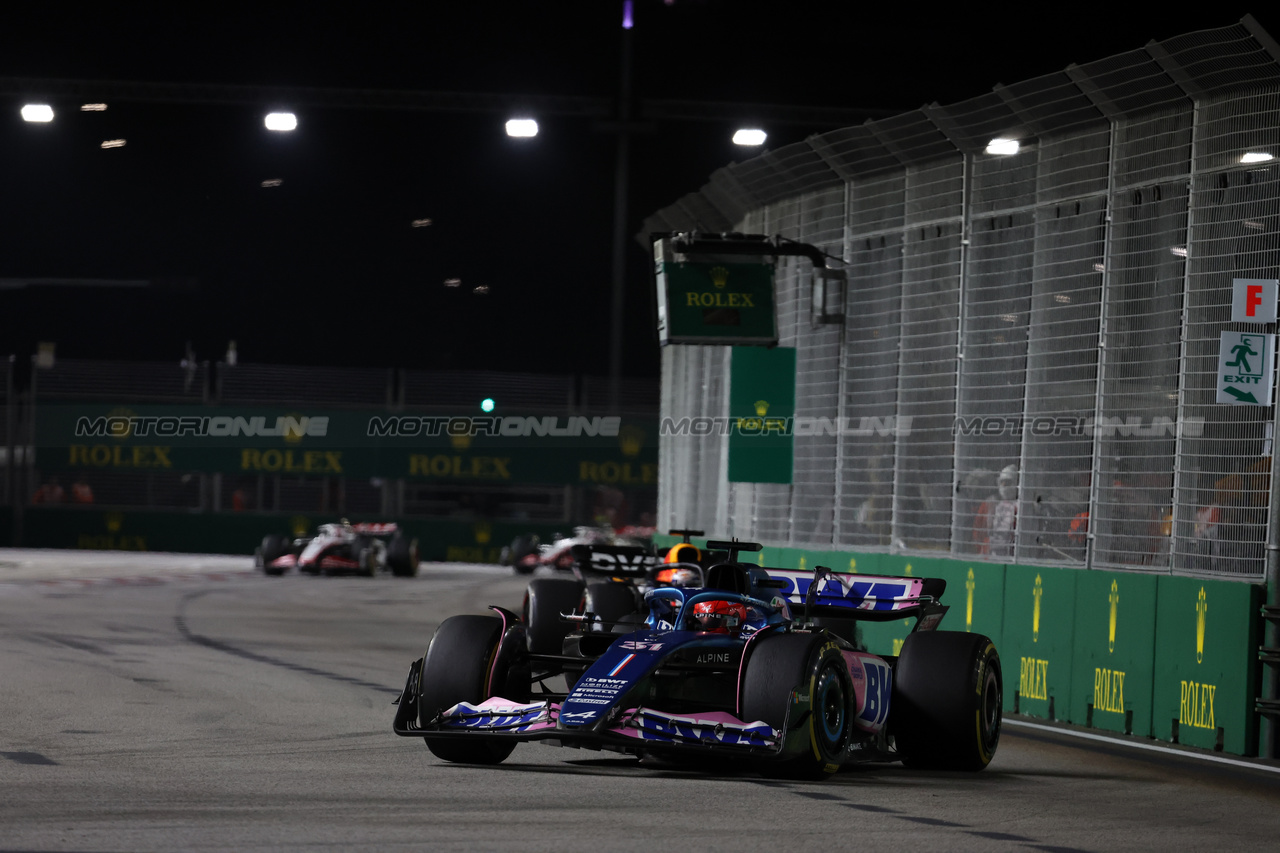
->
[[3, 550, 1280, 852]]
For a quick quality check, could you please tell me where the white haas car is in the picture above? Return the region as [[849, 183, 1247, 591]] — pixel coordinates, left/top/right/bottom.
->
[[255, 520, 419, 577], [503, 525, 656, 575]]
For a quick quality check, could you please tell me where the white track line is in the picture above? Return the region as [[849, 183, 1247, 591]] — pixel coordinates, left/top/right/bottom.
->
[[1005, 717, 1280, 774]]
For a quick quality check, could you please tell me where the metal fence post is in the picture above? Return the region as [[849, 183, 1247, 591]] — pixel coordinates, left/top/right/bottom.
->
[[831, 180, 853, 547], [947, 153, 974, 555], [1167, 101, 1200, 576], [1085, 120, 1120, 571]]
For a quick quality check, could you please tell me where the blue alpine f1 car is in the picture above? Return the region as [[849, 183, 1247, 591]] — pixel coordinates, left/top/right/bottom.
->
[[392, 540, 1002, 779]]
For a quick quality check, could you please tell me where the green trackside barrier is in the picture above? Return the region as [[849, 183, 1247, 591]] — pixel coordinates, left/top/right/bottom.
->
[[1001, 564, 1079, 720], [661, 533, 1266, 756], [1069, 571, 1159, 738], [1152, 576, 1263, 755], [17, 507, 566, 564]]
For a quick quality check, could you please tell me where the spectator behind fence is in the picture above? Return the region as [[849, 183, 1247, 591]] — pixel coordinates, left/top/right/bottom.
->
[[32, 477, 65, 504], [71, 476, 94, 504], [973, 465, 1018, 559]]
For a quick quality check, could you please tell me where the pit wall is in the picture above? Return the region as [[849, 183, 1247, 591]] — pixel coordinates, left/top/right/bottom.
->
[[14, 507, 563, 566], [656, 535, 1263, 757]]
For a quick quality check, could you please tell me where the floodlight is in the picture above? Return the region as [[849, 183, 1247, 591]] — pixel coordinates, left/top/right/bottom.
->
[[985, 138, 1019, 155], [732, 128, 766, 146], [265, 112, 297, 132], [505, 118, 538, 138], [481, 398, 496, 413], [21, 104, 54, 123], [1241, 152, 1274, 164]]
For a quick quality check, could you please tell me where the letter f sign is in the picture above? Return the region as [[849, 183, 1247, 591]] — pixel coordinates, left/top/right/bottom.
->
[[1233, 279, 1278, 323]]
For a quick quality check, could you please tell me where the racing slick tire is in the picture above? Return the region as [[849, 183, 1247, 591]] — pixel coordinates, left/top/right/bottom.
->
[[508, 535, 540, 575], [387, 533, 419, 577], [890, 631, 1002, 771], [257, 533, 291, 576], [418, 615, 520, 765], [523, 578, 584, 655], [584, 582, 639, 630], [741, 633, 853, 780]]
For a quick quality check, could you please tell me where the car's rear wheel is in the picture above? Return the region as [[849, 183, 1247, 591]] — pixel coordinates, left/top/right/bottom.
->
[[258, 533, 291, 576], [418, 615, 518, 765], [584, 582, 638, 630], [523, 578, 584, 654], [890, 631, 1002, 771], [387, 533, 419, 577], [508, 535, 540, 574], [741, 633, 852, 780]]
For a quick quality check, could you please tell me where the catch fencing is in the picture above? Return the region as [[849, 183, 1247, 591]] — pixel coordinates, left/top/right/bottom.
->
[[652, 18, 1280, 580]]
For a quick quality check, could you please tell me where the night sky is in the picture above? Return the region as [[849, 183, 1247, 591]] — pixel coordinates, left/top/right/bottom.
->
[[1, 2, 1273, 380]]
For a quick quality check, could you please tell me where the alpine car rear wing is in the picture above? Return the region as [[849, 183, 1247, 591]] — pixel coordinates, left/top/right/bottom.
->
[[703, 540, 948, 630], [782, 566, 948, 630]]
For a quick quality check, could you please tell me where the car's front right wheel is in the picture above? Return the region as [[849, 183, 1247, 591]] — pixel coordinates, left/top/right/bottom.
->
[[418, 615, 519, 765], [741, 632, 852, 780]]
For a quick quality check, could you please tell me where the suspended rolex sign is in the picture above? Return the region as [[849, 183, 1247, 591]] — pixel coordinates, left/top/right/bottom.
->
[[654, 235, 778, 345], [653, 232, 844, 346]]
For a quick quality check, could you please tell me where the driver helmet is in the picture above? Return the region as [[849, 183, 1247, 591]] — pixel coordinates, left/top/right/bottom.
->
[[663, 543, 701, 564], [656, 543, 702, 585], [692, 599, 748, 636], [663, 567, 699, 587]]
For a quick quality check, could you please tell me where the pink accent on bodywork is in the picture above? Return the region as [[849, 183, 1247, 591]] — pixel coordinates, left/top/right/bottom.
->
[[445, 697, 561, 733], [486, 607, 514, 696], [270, 554, 297, 567], [842, 650, 886, 734], [608, 708, 774, 741]]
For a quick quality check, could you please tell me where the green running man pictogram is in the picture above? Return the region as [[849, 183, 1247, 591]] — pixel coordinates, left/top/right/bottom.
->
[[1228, 338, 1258, 373]]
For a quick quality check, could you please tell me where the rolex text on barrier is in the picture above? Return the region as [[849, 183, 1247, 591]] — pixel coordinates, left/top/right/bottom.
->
[[36, 405, 657, 486]]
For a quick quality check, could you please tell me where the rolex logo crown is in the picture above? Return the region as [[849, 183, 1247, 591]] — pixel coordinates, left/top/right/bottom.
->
[[754, 399, 769, 416], [618, 425, 645, 457], [710, 266, 729, 289]]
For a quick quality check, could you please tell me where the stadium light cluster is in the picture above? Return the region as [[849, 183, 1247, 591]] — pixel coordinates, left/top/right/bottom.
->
[[985, 138, 1020, 155], [20, 104, 54, 122], [505, 118, 539, 138], [264, 112, 297, 132]]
